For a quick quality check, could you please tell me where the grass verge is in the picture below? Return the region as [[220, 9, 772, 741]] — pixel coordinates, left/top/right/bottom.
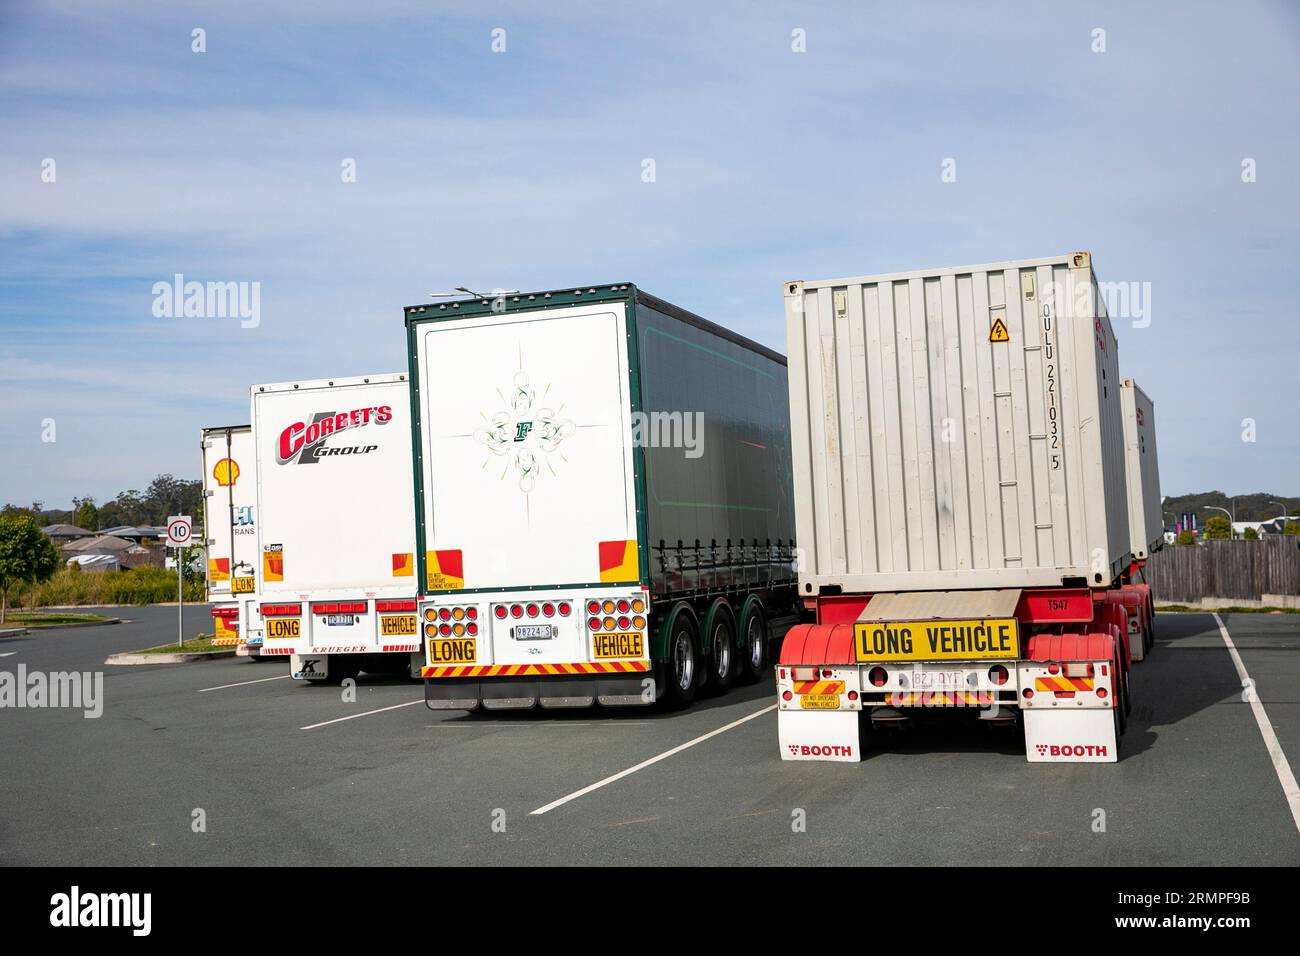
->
[[0, 611, 112, 628], [131, 634, 222, 655]]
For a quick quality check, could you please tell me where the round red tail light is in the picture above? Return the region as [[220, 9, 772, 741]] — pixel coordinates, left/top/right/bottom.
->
[[1047, 663, 1060, 675], [1096, 687, 1109, 699], [587, 617, 600, 631], [494, 605, 507, 619], [587, 600, 600, 615], [781, 690, 792, 701], [438, 607, 451, 621], [542, 603, 555, 617], [467, 622, 478, 636], [868, 666, 888, 687], [821, 668, 833, 678], [618, 616, 630, 630], [466, 607, 478, 620], [526, 603, 539, 618], [617, 599, 630, 613], [558, 602, 571, 617], [1022, 688, 1034, 699], [988, 664, 1009, 686], [510, 604, 523, 619], [847, 690, 858, 701], [439, 623, 451, 636]]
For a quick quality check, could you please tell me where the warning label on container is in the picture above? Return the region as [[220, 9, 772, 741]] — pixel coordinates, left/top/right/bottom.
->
[[989, 317, 1010, 343]]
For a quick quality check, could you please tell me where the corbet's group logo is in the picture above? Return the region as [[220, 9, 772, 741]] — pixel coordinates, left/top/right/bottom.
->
[[277, 406, 391, 465]]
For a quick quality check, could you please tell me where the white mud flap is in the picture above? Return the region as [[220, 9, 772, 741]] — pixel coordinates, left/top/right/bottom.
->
[[291, 653, 329, 681], [1023, 709, 1117, 763], [778, 709, 861, 762]]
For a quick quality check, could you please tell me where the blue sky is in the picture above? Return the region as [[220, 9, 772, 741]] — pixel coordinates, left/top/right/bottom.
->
[[2, 0, 1297, 509]]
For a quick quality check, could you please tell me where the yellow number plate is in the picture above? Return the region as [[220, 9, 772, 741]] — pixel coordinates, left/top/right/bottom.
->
[[266, 618, 300, 639], [592, 632, 644, 659], [799, 694, 841, 710], [231, 576, 256, 594], [428, 637, 476, 664], [381, 615, 417, 636], [853, 618, 1019, 662]]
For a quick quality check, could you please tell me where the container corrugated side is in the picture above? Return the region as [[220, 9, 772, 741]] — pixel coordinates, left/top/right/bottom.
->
[[784, 251, 1129, 595], [1120, 379, 1162, 560]]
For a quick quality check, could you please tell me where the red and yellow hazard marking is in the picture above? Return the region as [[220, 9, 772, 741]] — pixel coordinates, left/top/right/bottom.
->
[[887, 691, 995, 707], [212, 616, 239, 646], [262, 548, 284, 582], [422, 660, 651, 679], [793, 680, 844, 696], [1034, 676, 1095, 692], [391, 552, 414, 577], [208, 557, 230, 582], [598, 539, 638, 583], [425, 549, 463, 590]]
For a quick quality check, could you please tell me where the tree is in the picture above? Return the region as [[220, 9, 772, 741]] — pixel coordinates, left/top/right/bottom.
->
[[1286, 521, 1300, 536], [1204, 515, 1232, 540], [0, 516, 61, 623], [1243, 527, 1260, 540], [1176, 529, 1197, 546], [73, 497, 99, 531]]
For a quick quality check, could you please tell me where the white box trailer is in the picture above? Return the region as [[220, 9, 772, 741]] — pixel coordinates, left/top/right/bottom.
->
[[200, 425, 264, 656], [251, 373, 420, 682], [406, 285, 797, 710], [777, 252, 1154, 763]]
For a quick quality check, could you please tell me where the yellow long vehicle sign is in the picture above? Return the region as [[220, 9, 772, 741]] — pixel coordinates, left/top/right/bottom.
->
[[853, 618, 1019, 662]]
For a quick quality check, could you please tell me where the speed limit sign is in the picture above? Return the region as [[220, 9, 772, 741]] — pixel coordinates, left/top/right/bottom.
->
[[165, 515, 193, 547]]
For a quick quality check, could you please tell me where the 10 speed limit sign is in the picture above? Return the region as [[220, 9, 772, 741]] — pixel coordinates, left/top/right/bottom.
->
[[165, 515, 193, 547]]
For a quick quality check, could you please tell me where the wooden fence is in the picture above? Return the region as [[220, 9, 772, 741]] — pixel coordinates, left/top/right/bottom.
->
[[1145, 536, 1300, 604]]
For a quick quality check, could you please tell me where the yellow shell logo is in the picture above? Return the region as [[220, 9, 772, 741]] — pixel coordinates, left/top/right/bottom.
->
[[213, 457, 240, 487]]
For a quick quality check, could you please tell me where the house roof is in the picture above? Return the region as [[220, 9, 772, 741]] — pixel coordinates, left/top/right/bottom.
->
[[62, 534, 136, 553], [42, 523, 94, 537]]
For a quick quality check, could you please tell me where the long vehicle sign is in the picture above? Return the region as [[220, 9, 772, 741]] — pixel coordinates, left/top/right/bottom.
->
[[853, 618, 1019, 662]]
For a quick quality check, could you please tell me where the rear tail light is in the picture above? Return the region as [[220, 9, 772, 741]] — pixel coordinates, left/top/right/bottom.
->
[[587, 617, 600, 631], [466, 606, 478, 620], [1022, 688, 1034, 699], [632, 615, 646, 629], [439, 624, 451, 636], [1096, 687, 1108, 699], [558, 602, 571, 617], [782, 690, 792, 701], [988, 664, 1009, 686], [821, 668, 833, 678], [424, 624, 436, 637], [424, 609, 438, 622], [602, 600, 615, 614], [494, 605, 507, 619], [631, 598, 645, 613], [452, 607, 465, 621], [526, 603, 539, 618], [617, 599, 630, 613], [1047, 663, 1060, 675], [452, 623, 465, 636], [587, 600, 600, 615], [617, 616, 630, 630], [542, 603, 555, 617], [439, 608, 451, 621], [603, 616, 616, 630], [467, 622, 478, 636], [848, 690, 858, 701], [511, 604, 523, 619], [868, 666, 888, 688]]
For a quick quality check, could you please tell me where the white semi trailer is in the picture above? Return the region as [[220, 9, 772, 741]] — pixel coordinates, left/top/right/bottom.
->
[[776, 252, 1158, 763], [251, 373, 421, 683], [200, 424, 264, 658]]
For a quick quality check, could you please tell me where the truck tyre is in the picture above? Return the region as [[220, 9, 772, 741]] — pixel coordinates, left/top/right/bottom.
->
[[704, 599, 737, 693], [662, 607, 700, 709], [737, 598, 768, 684]]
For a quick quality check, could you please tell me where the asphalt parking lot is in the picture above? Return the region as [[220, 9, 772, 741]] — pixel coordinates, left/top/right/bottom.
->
[[1, 607, 1297, 866]]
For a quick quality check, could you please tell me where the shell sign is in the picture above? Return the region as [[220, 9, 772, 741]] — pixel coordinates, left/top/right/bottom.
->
[[213, 457, 240, 487]]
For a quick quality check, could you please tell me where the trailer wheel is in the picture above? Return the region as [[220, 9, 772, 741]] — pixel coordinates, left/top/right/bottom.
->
[[737, 598, 768, 684], [704, 599, 737, 693], [662, 608, 700, 709]]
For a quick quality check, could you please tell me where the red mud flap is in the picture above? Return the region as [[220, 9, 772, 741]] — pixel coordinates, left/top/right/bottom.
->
[[1021, 633, 1119, 764]]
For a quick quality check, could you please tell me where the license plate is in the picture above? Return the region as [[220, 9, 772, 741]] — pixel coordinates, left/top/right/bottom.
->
[[381, 615, 417, 636], [266, 619, 299, 639], [514, 624, 553, 641], [800, 694, 841, 710], [428, 637, 476, 664], [231, 576, 255, 594], [910, 668, 971, 690], [592, 632, 643, 659], [324, 614, 353, 626], [853, 617, 1019, 662]]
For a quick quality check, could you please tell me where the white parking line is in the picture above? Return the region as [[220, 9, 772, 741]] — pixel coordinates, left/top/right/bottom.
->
[[0, 652, 17, 658], [301, 699, 423, 730], [1213, 613, 1300, 835], [198, 674, 293, 693], [530, 703, 776, 816]]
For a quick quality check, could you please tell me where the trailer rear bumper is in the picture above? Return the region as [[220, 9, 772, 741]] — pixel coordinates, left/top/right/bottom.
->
[[425, 673, 654, 711]]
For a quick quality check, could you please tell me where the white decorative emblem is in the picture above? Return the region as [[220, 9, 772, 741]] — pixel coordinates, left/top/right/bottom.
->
[[474, 371, 576, 493]]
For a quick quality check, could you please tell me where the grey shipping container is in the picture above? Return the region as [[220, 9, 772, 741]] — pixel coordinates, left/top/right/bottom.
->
[[784, 251, 1130, 596], [1120, 379, 1163, 560], [405, 284, 796, 600]]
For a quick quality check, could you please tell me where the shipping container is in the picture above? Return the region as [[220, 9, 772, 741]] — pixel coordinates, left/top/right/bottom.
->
[[1120, 379, 1163, 561], [784, 251, 1130, 596], [406, 285, 797, 709], [200, 424, 263, 653], [250, 373, 420, 682]]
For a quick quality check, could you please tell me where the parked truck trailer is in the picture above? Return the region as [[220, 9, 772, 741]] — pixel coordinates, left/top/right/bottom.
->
[[251, 373, 421, 683], [406, 285, 797, 710], [776, 252, 1152, 763], [200, 425, 264, 658], [1115, 377, 1163, 661]]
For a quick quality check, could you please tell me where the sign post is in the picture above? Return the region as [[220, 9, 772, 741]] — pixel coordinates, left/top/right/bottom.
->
[[166, 516, 194, 650]]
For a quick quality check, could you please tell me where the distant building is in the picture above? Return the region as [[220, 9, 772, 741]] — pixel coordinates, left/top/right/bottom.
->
[[42, 524, 95, 544]]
